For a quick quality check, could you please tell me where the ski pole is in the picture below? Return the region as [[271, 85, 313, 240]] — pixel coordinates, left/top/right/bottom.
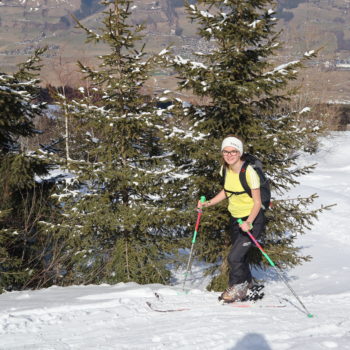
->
[[182, 196, 206, 290], [237, 218, 313, 318]]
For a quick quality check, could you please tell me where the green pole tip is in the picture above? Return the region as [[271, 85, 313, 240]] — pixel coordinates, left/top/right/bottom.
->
[[307, 314, 314, 318], [200, 196, 206, 202]]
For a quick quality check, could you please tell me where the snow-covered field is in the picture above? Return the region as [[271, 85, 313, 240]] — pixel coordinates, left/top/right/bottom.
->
[[1, 132, 350, 350]]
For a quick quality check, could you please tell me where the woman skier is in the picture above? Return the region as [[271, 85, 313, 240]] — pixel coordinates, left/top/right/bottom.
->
[[197, 136, 266, 302]]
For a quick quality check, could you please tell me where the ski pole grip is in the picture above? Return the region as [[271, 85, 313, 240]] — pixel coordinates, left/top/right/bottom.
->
[[237, 218, 253, 231], [192, 196, 206, 244]]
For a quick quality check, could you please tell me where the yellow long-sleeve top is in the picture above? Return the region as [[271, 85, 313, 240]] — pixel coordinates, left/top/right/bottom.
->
[[224, 165, 260, 218]]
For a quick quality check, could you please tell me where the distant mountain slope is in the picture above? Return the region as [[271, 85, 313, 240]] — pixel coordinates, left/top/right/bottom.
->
[[1, 0, 350, 101], [1, 0, 349, 60]]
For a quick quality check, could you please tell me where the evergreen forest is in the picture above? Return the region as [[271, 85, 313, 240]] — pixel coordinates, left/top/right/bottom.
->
[[0, 0, 332, 293]]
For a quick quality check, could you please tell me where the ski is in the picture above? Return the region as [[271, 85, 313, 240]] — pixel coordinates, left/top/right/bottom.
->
[[224, 302, 286, 309], [218, 284, 284, 307], [146, 301, 190, 313]]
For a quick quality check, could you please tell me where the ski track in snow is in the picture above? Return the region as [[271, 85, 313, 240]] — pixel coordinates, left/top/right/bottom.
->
[[0, 284, 350, 349], [1, 132, 350, 350]]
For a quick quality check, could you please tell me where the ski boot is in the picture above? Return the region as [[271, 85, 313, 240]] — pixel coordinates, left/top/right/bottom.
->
[[218, 281, 250, 303]]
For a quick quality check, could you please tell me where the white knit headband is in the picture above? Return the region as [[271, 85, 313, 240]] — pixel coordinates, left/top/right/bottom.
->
[[221, 137, 243, 154]]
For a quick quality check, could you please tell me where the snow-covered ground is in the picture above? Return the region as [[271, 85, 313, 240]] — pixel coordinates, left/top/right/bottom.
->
[[1, 132, 350, 350]]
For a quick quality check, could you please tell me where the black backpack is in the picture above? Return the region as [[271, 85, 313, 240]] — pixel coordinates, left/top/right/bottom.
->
[[220, 154, 271, 210]]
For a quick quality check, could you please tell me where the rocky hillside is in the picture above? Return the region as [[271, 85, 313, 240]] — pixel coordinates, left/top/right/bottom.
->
[[1, 0, 350, 100]]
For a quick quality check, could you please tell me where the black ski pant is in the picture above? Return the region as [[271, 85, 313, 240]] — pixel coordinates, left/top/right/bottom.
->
[[227, 210, 265, 286]]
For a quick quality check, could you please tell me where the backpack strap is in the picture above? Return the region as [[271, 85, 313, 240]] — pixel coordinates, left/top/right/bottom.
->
[[224, 188, 246, 198], [219, 165, 226, 187], [239, 161, 252, 198], [222, 163, 250, 198], [222, 166, 235, 198]]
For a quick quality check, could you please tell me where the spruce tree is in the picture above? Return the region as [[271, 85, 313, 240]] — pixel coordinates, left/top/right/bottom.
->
[[0, 48, 53, 292], [169, 0, 330, 290], [40, 0, 191, 286]]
